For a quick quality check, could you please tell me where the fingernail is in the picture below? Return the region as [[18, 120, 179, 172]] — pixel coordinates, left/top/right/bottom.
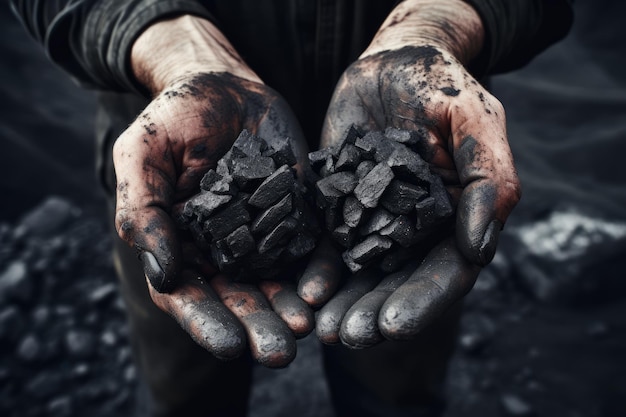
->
[[141, 251, 168, 292], [478, 220, 502, 265]]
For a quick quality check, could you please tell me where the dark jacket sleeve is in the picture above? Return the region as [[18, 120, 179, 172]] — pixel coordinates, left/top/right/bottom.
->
[[464, 0, 574, 77], [10, 0, 215, 93]]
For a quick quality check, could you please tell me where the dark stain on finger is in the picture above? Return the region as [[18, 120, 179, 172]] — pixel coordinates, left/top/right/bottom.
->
[[440, 86, 460, 96]]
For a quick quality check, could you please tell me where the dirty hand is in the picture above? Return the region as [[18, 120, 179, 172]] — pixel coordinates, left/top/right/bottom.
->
[[113, 15, 313, 367], [301, 0, 521, 347]]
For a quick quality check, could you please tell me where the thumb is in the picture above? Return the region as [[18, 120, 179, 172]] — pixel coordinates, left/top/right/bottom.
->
[[113, 118, 181, 292]]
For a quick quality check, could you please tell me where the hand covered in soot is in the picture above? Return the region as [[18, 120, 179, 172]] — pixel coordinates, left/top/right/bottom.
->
[[113, 15, 314, 367], [297, 0, 521, 347]]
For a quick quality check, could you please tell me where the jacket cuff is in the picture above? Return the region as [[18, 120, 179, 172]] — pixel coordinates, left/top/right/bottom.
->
[[48, 0, 216, 95]]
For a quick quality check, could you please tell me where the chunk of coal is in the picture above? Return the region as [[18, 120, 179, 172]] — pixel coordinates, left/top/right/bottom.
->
[[379, 215, 417, 248], [264, 136, 297, 166], [355, 160, 376, 178], [381, 180, 428, 214], [328, 172, 358, 195], [335, 125, 363, 150], [343, 196, 365, 228], [211, 244, 237, 272], [216, 158, 230, 176], [332, 224, 357, 249], [428, 175, 454, 218], [386, 146, 430, 180], [335, 144, 362, 171], [342, 251, 363, 273], [257, 216, 298, 254], [248, 165, 295, 209], [309, 148, 332, 171], [414, 196, 437, 229], [285, 233, 316, 259], [251, 194, 292, 235], [204, 197, 251, 240], [231, 156, 276, 188], [225, 225, 255, 258], [384, 127, 420, 145], [315, 175, 346, 209], [248, 246, 285, 270], [354, 131, 383, 158], [360, 208, 395, 235], [320, 154, 336, 177], [231, 129, 265, 157], [184, 192, 232, 218], [199, 169, 221, 191], [348, 235, 393, 264], [354, 163, 395, 208], [209, 176, 238, 196]]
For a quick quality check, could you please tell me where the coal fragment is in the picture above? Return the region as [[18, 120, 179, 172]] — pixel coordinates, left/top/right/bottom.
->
[[204, 197, 251, 240], [342, 251, 363, 273], [360, 208, 395, 235], [231, 156, 276, 188], [379, 215, 417, 248], [328, 172, 358, 195], [354, 131, 385, 158], [285, 233, 316, 259], [257, 216, 298, 254], [343, 196, 365, 228], [199, 169, 221, 191], [184, 192, 231, 218], [428, 175, 454, 218], [332, 224, 357, 248], [320, 154, 336, 177], [251, 194, 292, 235], [264, 136, 297, 166], [315, 175, 345, 209], [231, 129, 265, 157], [414, 196, 437, 229], [354, 163, 395, 208], [225, 225, 255, 258], [381, 180, 428, 214], [335, 144, 362, 171], [248, 165, 295, 208], [211, 244, 237, 272], [386, 146, 430, 180], [309, 148, 332, 171], [355, 160, 376, 179], [349, 235, 393, 263]]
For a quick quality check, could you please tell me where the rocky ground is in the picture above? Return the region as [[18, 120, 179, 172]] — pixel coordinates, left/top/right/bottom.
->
[[2, 196, 625, 417]]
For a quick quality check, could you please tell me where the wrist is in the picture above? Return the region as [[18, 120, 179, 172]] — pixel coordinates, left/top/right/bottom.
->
[[361, 0, 484, 65], [131, 15, 262, 94]]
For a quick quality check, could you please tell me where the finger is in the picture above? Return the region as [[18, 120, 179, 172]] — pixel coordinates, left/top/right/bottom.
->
[[379, 237, 481, 339], [147, 270, 246, 360], [451, 93, 521, 265], [259, 280, 314, 338], [339, 269, 411, 349], [316, 268, 381, 345], [211, 275, 296, 368], [297, 238, 344, 308], [113, 120, 180, 293]]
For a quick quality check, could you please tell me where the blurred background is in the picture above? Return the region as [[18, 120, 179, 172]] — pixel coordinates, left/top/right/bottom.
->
[[1, 1, 625, 416]]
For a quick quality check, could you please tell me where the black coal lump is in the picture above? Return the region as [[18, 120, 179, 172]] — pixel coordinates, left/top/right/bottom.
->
[[181, 130, 319, 281], [248, 164, 295, 209], [309, 127, 455, 275], [251, 194, 292, 235], [353, 163, 395, 209]]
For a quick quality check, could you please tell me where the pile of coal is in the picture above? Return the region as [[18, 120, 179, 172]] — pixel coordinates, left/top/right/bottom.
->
[[178, 130, 319, 281], [309, 126, 454, 273]]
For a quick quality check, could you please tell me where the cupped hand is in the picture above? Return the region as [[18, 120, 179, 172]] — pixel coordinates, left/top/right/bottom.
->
[[113, 16, 313, 367], [303, 3, 521, 347]]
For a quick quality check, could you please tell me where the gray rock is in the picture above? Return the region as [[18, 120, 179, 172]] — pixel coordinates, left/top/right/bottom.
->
[[17, 334, 41, 362], [343, 196, 365, 228], [47, 396, 73, 416], [65, 329, 96, 358], [251, 194, 293, 235], [500, 393, 535, 416], [354, 163, 395, 208], [0, 260, 33, 303], [348, 235, 393, 263], [248, 165, 295, 209]]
